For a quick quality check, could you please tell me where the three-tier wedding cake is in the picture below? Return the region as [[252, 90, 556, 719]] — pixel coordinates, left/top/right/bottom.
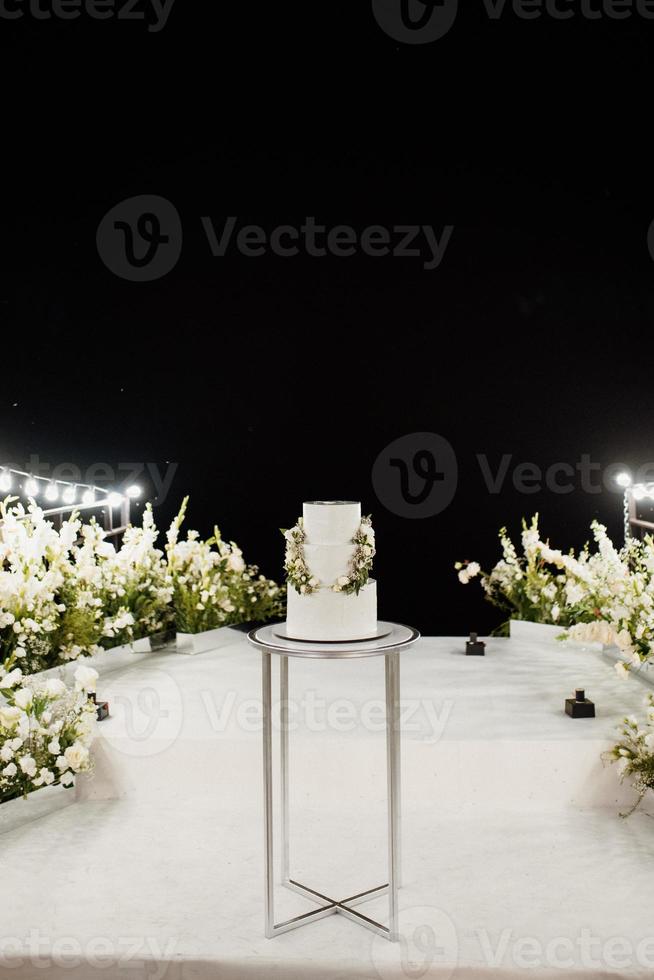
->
[[283, 501, 377, 640]]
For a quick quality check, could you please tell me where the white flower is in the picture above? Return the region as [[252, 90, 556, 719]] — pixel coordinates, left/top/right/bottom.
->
[[615, 629, 634, 654], [43, 678, 66, 697], [458, 562, 480, 585], [13, 688, 33, 710], [2, 762, 17, 777], [18, 755, 36, 777], [74, 666, 98, 694], [48, 737, 61, 755], [0, 744, 13, 762], [0, 668, 22, 689], [227, 553, 246, 573], [615, 662, 630, 680], [60, 771, 75, 786], [64, 742, 89, 771], [34, 767, 55, 786], [337, 576, 350, 587]]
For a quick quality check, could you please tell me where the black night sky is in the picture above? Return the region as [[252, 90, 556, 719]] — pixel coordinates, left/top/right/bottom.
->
[[2, 1, 652, 637]]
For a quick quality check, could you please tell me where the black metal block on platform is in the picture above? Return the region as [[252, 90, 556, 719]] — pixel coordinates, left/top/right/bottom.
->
[[466, 632, 486, 656], [565, 689, 595, 718], [89, 692, 110, 722]]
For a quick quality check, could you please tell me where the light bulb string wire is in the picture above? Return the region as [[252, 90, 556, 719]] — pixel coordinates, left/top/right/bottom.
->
[[0, 466, 107, 496]]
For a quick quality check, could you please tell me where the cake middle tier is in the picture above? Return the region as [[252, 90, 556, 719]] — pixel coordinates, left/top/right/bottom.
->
[[303, 543, 356, 585]]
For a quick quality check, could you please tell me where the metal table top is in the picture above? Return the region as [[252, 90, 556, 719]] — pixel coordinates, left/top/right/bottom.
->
[[248, 622, 420, 659]]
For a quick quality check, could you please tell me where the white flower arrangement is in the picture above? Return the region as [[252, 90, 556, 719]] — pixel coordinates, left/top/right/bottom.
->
[[69, 504, 174, 649], [457, 514, 654, 676], [0, 660, 96, 804], [0, 494, 282, 675], [167, 497, 284, 635], [283, 515, 375, 596], [608, 693, 654, 816]]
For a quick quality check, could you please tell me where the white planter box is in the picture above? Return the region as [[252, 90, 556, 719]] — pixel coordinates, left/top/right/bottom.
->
[[509, 619, 611, 651], [26, 636, 155, 687], [509, 620, 568, 644], [0, 782, 76, 836], [176, 627, 242, 656], [511, 619, 613, 648]]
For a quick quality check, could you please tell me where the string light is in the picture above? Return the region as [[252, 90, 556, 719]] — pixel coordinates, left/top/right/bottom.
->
[[616, 472, 632, 488], [0, 465, 143, 510]]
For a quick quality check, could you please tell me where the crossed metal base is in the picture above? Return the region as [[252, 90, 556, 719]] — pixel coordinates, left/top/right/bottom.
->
[[261, 647, 402, 942], [274, 878, 394, 939]]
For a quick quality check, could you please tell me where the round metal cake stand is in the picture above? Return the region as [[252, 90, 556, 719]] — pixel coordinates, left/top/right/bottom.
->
[[248, 622, 420, 943]]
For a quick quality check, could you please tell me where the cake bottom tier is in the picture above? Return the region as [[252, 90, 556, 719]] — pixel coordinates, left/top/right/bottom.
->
[[286, 580, 377, 641]]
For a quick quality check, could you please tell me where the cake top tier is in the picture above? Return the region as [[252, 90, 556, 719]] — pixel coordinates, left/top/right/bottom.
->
[[303, 501, 361, 545]]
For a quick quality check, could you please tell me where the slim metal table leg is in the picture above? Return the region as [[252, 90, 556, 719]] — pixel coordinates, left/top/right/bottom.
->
[[262, 649, 274, 938], [395, 653, 402, 889], [385, 649, 401, 941], [280, 655, 290, 882]]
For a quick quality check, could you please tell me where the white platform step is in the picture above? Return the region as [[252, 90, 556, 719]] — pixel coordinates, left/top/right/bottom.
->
[[2, 633, 652, 978]]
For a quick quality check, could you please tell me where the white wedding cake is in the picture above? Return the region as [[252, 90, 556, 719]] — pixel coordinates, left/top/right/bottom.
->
[[284, 501, 377, 640]]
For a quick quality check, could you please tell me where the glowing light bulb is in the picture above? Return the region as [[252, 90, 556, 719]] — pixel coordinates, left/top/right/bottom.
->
[[0, 471, 12, 492], [24, 477, 39, 496], [62, 486, 76, 505], [82, 489, 96, 506], [126, 485, 142, 499], [45, 483, 59, 502], [107, 492, 123, 508], [616, 472, 632, 488]]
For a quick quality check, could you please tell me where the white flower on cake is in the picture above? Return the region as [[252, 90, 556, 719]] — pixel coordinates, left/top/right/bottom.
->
[[283, 513, 376, 597]]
